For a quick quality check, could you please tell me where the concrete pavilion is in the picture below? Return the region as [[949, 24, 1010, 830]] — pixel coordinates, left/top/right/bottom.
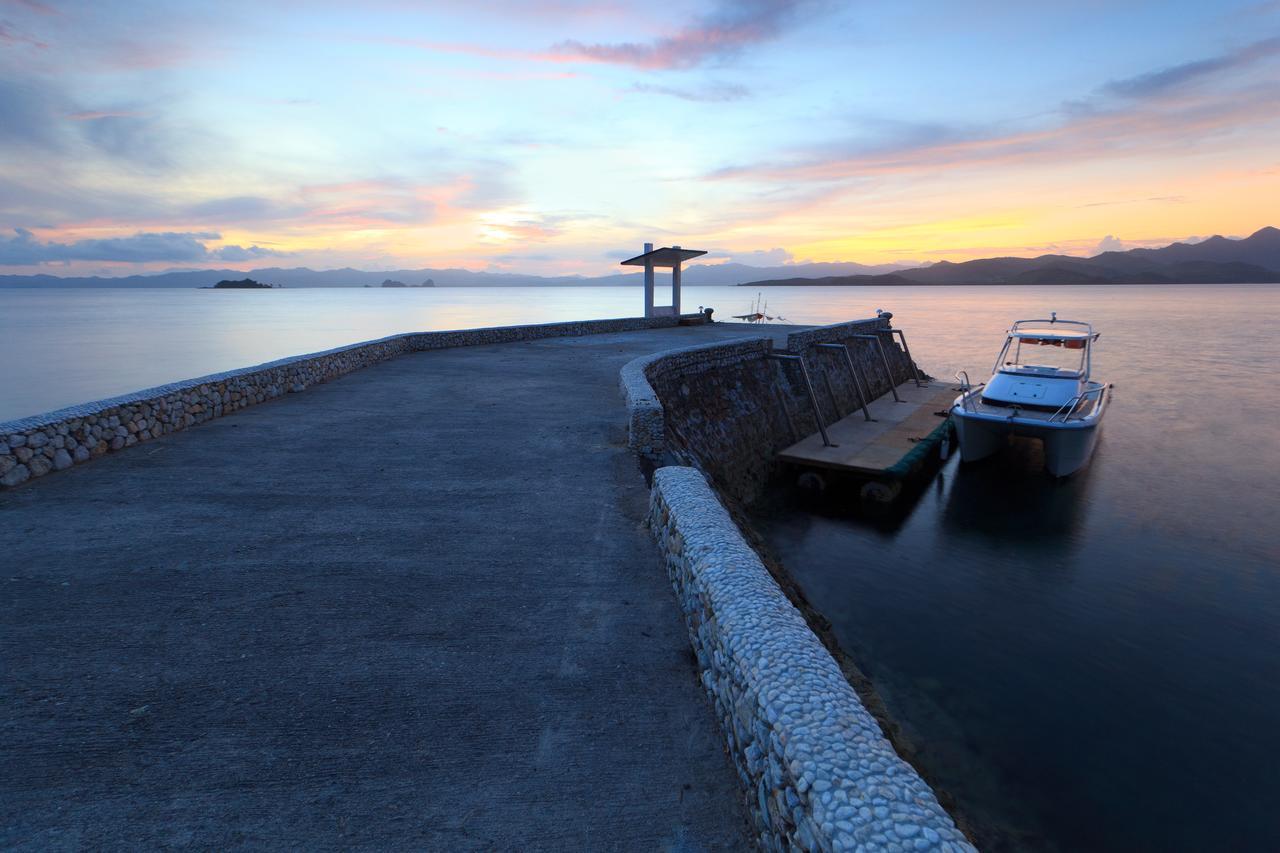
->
[[621, 243, 707, 318]]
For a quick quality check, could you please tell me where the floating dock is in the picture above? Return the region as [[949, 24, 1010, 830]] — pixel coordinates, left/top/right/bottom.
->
[[778, 380, 958, 501]]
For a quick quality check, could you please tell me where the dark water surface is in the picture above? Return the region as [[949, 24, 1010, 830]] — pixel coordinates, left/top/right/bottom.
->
[[751, 285, 1280, 850], [3, 284, 1278, 849]]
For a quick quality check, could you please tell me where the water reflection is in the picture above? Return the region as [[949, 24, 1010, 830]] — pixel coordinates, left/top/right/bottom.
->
[[943, 437, 1100, 555]]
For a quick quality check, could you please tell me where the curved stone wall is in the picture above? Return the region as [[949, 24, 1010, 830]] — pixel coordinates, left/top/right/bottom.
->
[[1, 313, 706, 490], [625, 323, 971, 850], [651, 467, 973, 852], [621, 336, 775, 466]]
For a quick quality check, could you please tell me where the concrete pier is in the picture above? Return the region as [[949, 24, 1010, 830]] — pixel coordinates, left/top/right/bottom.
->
[[1, 323, 788, 849]]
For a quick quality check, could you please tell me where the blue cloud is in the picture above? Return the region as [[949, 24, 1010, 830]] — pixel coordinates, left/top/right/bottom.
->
[[0, 228, 289, 265], [629, 82, 751, 102], [1103, 36, 1280, 98], [210, 244, 288, 261]]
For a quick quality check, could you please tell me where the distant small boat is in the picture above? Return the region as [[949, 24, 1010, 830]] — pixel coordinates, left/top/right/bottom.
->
[[950, 314, 1111, 477], [732, 292, 786, 324]]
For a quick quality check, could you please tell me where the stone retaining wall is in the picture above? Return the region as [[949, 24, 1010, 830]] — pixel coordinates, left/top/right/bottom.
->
[[0, 313, 706, 490], [651, 466, 974, 852], [621, 336, 775, 466], [623, 317, 918, 504]]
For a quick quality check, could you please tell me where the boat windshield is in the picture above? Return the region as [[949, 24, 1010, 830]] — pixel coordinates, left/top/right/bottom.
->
[[1002, 335, 1087, 376]]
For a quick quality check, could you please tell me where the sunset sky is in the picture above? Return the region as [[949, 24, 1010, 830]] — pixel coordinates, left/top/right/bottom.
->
[[1, 0, 1278, 276]]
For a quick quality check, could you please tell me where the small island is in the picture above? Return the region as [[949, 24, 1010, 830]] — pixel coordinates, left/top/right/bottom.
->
[[210, 278, 275, 289]]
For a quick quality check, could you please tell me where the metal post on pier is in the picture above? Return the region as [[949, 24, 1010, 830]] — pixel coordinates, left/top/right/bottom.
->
[[850, 334, 903, 402], [769, 353, 835, 447], [816, 343, 873, 421], [881, 328, 924, 387]]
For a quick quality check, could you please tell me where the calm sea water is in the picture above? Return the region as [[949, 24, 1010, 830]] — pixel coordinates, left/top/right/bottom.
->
[[747, 285, 1280, 850], [3, 284, 1278, 849], [1, 286, 702, 422]]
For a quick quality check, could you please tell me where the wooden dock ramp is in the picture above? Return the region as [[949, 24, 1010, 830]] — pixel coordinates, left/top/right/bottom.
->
[[779, 380, 958, 500]]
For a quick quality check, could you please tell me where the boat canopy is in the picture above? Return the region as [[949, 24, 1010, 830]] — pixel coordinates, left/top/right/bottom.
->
[[995, 317, 1098, 376], [1010, 327, 1091, 340]]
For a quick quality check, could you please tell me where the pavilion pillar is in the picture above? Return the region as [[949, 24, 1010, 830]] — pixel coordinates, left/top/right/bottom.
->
[[642, 242, 655, 318], [671, 245, 682, 316]]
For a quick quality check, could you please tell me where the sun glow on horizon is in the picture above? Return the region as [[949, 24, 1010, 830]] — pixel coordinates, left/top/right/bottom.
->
[[1, 1, 1278, 276]]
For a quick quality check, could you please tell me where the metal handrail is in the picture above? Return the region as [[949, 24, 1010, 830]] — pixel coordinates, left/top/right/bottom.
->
[[850, 334, 902, 402], [1048, 383, 1108, 422], [880, 328, 924, 387], [953, 371, 984, 412], [769, 354, 836, 447], [816, 343, 873, 421]]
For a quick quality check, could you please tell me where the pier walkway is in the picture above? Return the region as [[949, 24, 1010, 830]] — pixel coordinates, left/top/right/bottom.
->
[[2, 323, 788, 850]]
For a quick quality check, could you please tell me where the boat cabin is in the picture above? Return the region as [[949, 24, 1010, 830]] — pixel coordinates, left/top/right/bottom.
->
[[951, 315, 1110, 476], [983, 318, 1099, 409]]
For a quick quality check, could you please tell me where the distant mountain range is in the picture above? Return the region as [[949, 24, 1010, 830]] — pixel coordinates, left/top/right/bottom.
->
[[2, 228, 1276, 289], [743, 227, 1280, 286], [0, 259, 909, 289]]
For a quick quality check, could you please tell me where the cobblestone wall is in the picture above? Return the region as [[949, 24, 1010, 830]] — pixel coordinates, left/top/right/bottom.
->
[[650, 467, 974, 852], [0, 313, 706, 490]]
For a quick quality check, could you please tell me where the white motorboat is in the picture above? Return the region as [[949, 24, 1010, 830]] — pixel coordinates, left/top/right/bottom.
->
[[951, 314, 1111, 477]]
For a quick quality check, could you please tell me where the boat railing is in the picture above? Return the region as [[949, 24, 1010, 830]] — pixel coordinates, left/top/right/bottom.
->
[[1048, 382, 1108, 422], [954, 371, 985, 412]]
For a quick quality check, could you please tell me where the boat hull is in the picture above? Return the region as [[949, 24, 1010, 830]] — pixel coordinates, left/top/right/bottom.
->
[[951, 399, 1104, 477]]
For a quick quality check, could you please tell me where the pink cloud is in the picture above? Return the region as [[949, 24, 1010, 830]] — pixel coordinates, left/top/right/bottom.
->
[[0, 21, 48, 48], [6, 0, 58, 13], [65, 109, 144, 121], [91, 39, 206, 71], [553, 0, 811, 70], [377, 1, 812, 71]]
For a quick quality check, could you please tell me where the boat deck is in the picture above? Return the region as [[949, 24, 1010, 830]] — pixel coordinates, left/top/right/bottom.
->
[[958, 389, 1104, 422], [779, 380, 958, 476]]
